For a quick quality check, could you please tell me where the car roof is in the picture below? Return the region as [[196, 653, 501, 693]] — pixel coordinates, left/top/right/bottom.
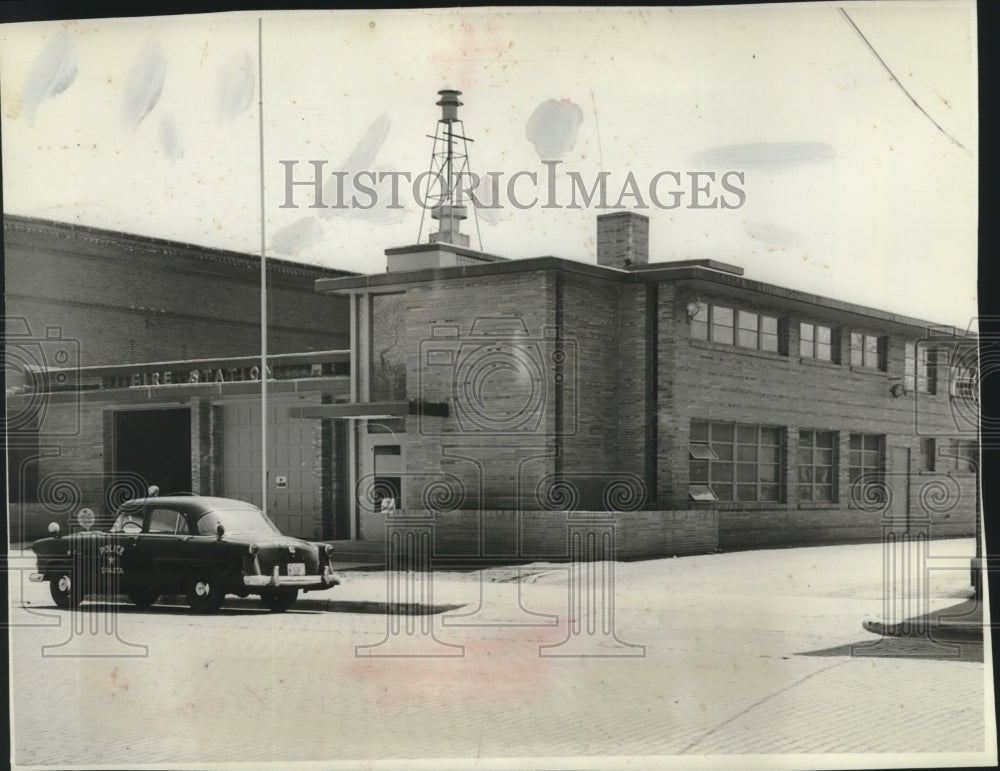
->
[[121, 496, 262, 513]]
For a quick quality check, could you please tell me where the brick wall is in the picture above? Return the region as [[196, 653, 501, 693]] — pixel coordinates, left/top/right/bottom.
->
[[393, 270, 559, 510], [597, 212, 649, 269], [9, 396, 109, 541], [388, 509, 719, 561], [7, 383, 345, 542], [556, 272, 623, 508], [4, 215, 351, 374], [664, 280, 977, 548]]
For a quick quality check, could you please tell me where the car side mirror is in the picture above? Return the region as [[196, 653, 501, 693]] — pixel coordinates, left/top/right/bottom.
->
[[47, 522, 60, 538], [215, 523, 225, 540]]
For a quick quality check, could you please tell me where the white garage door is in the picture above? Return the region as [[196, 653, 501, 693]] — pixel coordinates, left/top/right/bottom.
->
[[221, 400, 317, 539]]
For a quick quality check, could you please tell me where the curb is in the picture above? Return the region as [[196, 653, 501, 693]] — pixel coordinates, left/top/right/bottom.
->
[[862, 617, 983, 644]]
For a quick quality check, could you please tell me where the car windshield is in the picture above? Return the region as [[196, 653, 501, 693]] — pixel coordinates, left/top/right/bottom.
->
[[195, 508, 282, 537]]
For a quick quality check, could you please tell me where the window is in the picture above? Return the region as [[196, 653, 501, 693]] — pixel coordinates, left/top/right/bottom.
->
[[850, 332, 885, 370], [711, 305, 734, 345], [690, 420, 783, 502], [950, 361, 977, 400], [148, 508, 187, 534], [936, 439, 977, 473], [798, 430, 837, 502], [691, 302, 783, 353], [905, 342, 936, 393], [800, 322, 837, 362], [370, 292, 407, 401], [921, 437, 937, 471], [111, 507, 144, 533], [848, 433, 884, 501]]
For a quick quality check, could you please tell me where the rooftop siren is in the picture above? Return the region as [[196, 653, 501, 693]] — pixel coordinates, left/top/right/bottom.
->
[[419, 88, 480, 249]]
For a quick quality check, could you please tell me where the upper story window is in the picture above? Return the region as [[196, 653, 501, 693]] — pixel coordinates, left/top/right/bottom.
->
[[904, 342, 936, 394], [850, 332, 885, 371], [738, 311, 781, 352], [691, 302, 783, 353], [370, 292, 407, 401], [949, 361, 977, 400], [800, 322, 837, 362]]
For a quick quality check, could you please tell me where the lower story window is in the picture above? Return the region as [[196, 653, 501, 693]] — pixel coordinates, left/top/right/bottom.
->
[[798, 430, 837, 502], [849, 432, 885, 503], [938, 439, 977, 472], [690, 420, 784, 502]]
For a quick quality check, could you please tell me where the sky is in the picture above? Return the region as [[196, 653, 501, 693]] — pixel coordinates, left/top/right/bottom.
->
[[0, 2, 979, 330]]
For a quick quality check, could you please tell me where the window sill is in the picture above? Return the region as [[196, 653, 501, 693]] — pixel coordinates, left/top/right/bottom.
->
[[796, 502, 839, 509], [688, 500, 787, 510], [799, 357, 841, 369], [848, 366, 890, 377], [689, 338, 787, 361]]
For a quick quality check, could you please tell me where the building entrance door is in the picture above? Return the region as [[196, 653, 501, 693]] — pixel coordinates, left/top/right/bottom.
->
[[114, 409, 192, 497], [357, 433, 403, 541]]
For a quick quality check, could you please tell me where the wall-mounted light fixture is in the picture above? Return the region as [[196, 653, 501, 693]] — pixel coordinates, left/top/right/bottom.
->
[[686, 297, 704, 320]]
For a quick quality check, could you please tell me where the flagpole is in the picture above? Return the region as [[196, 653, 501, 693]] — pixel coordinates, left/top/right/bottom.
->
[[258, 17, 268, 516]]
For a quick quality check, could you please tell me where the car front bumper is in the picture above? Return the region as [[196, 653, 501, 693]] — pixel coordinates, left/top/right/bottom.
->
[[243, 564, 340, 589]]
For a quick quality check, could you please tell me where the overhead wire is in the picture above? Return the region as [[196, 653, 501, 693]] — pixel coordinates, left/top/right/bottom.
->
[[839, 7, 970, 154]]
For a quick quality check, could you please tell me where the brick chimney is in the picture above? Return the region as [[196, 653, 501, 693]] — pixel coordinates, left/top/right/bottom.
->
[[597, 211, 649, 269]]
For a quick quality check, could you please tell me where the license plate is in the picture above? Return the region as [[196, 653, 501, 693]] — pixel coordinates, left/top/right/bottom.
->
[[287, 563, 305, 576]]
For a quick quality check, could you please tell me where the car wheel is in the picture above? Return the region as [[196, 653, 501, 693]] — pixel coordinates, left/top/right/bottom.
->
[[185, 577, 225, 613], [49, 574, 83, 609], [128, 588, 159, 608], [260, 588, 299, 613]]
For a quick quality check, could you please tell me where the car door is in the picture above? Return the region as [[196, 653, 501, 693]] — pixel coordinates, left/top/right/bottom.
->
[[124, 505, 191, 590], [99, 504, 145, 595]]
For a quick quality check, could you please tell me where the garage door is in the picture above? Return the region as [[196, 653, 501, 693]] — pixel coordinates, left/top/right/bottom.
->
[[221, 400, 317, 539]]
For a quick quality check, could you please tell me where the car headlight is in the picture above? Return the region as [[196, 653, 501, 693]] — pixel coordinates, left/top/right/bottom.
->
[[324, 544, 334, 557], [248, 543, 260, 555]]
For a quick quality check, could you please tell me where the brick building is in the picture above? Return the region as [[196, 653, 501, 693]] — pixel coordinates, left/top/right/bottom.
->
[[4, 214, 353, 541], [303, 211, 979, 558], [4, 211, 979, 557]]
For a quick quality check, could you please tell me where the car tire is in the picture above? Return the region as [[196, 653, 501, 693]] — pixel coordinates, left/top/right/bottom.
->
[[49, 574, 83, 609], [185, 577, 225, 613], [128, 588, 159, 608], [260, 588, 299, 613]]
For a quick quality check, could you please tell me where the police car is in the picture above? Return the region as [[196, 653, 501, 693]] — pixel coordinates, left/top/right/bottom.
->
[[30, 495, 341, 613]]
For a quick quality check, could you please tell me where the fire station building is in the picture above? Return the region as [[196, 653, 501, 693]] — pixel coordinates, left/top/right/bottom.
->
[[5, 214, 353, 542], [4, 211, 979, 558], [305, 210, 979, 557]]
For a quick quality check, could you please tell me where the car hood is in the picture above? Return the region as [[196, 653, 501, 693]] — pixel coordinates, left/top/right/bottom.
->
[[31, 531, 104, 553]]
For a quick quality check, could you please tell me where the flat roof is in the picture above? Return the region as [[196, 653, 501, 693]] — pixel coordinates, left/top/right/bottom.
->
[[384, 242, 509, 262], [4, 213, 358, 280], [314, 252, 972, 336]]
